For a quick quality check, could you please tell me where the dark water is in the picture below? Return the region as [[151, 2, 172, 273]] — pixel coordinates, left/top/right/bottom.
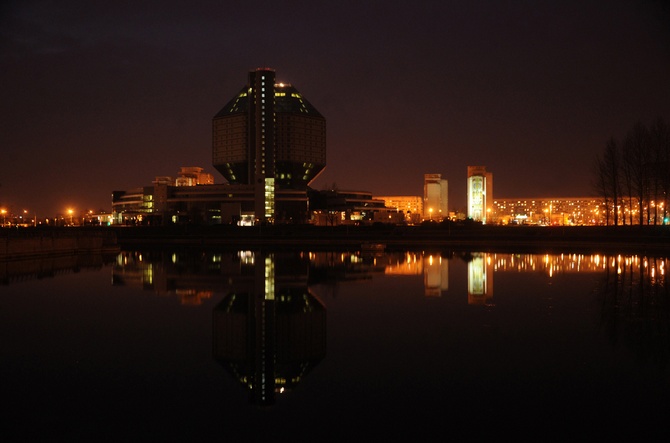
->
[[2, 250, 669, 441]]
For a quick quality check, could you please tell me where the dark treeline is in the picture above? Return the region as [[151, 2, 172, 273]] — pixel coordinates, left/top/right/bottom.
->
[[594, 118, 670, 226]]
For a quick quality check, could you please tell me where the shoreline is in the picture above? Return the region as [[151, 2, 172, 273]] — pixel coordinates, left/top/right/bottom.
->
[[3, 224, 670, 256], [111, 224, 670, 255]]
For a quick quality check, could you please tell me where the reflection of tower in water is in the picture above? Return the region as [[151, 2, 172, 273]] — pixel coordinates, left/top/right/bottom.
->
[[468, 253, 494, 305], [423, 254, 448, 297], [212, 251, 326, 406]]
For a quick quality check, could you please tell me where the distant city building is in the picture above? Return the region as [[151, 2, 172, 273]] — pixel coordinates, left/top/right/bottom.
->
[[377, 195, 423, 224], [423, 174, 448, 221], [150, 167, 215, 187], [309, 189, 401, 225], [491, 197, 605, 225], [467, 166, 493, 223], [175, 167, 214, 186]]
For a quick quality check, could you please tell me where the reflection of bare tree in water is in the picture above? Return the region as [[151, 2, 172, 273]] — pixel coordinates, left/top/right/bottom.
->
[[596, 255, 670, 371]]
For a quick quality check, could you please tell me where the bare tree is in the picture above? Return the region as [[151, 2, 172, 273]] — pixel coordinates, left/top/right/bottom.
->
[[593, 152, 612, 226], [623, 122, 651, 226], [605, 138, 621, 225], [620, 142, 635, 225], [593, 138, 622, 226], [595, 119, 670, 227], [649, 118, 670, 224]]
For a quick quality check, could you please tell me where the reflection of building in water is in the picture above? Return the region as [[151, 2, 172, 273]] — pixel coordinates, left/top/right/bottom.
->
[[0, 253, 111, 285], [112, 250, 325, 405], [212, 252, 326, 407], [468, 253, 494, 305], [382, 252, 423, 276], [379, 252, 449, 297], [112, 251, 219, 305], [424, 254, 448, 297], [311, 251, 450, 297], [113, 250, 660, 313]]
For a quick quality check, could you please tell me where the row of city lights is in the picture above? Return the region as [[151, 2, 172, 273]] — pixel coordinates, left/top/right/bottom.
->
[[0, 207, 107, 227]]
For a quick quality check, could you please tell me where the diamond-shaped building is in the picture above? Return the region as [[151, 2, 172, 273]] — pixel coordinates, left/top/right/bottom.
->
[[212, 68, 326, 191], [112, 68, 327, 225]]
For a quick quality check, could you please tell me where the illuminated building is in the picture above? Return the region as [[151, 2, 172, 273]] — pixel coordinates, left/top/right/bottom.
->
[[423, 174, 448, 221], [213, 68, 326, 223], [113, 68, 325, 225], [467, 166, 493, 223], [375, 195, 423, 224]]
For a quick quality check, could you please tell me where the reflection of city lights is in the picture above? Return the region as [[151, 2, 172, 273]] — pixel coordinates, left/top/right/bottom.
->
[[477, 253, 663, 278]]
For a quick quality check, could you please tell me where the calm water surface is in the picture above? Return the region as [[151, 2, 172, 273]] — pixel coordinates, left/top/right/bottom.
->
[[2, 249, 669, 441]]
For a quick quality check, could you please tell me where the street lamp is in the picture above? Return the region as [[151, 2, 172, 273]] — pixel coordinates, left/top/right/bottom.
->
[[0, 209, 6, 227], [429, 207, 433, 221], [67, 209, 74, 226]]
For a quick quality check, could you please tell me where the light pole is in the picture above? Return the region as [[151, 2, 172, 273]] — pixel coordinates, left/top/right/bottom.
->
[[68, 209, 73, 226], [0, 209, 6, 227]]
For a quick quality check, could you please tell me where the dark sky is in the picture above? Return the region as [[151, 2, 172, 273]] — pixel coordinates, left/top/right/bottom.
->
[[1, 0, 669, 217]]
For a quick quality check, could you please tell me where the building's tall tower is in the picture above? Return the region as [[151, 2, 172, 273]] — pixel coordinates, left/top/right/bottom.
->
[[212, 68, 326, 223], [423, 174, 448, 220], [467, 166, 493, 223], [248, 69, 276, 220]]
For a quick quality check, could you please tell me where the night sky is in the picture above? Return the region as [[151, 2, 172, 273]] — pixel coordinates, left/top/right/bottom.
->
[[2, 0, 669, 217]]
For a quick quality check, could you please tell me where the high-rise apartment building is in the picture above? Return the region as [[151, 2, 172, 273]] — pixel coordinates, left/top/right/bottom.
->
[[212, 68, 326, 222], [467, 166, 493, 223], [490, 197, 605, 225], [423, 174, 448, 221]]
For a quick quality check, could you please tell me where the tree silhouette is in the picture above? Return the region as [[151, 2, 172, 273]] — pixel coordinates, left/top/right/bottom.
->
[[594, 118, 670, 226]]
